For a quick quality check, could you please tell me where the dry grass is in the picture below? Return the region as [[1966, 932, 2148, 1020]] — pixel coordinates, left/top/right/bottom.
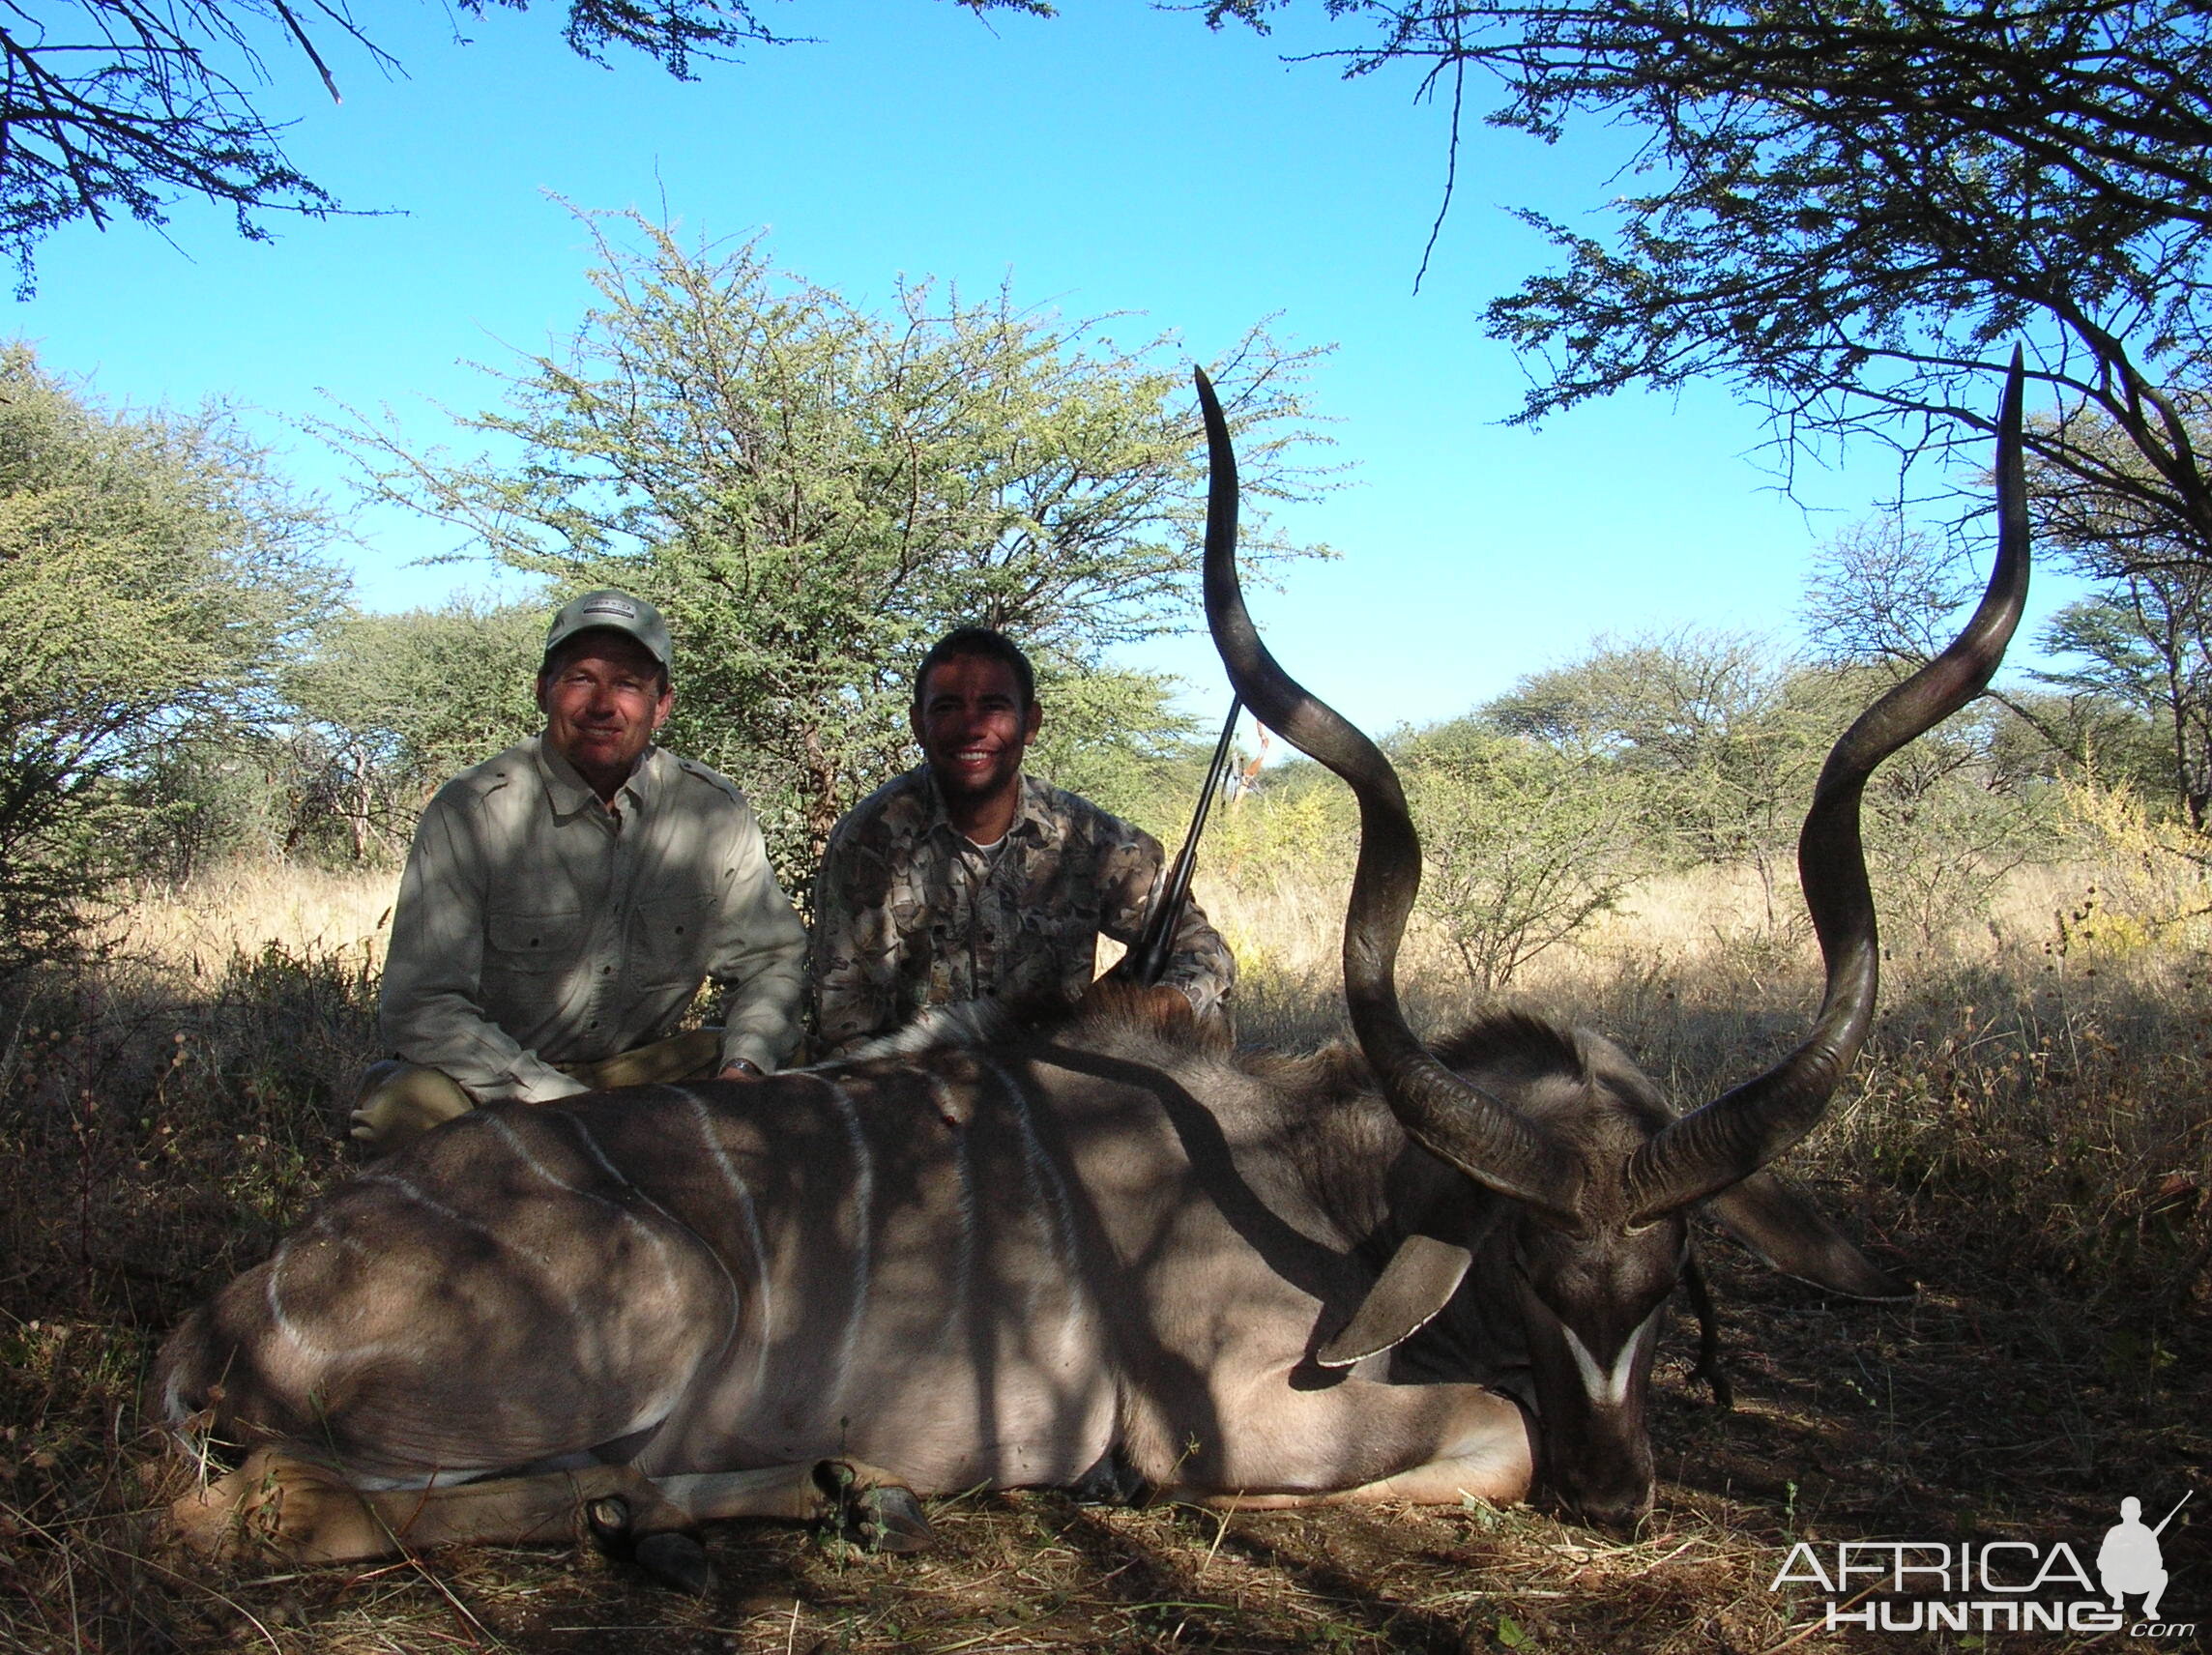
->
[[97, 865, 397, 979], [1, 858, 2206, 1653]]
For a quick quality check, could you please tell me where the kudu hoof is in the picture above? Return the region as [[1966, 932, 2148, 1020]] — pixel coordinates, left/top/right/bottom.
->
[[857, 1485, 933, 1553], [1067, 1445, 1150, 1507], [810, 1460, 934, 1554], [584, 1495, 716, 1594]]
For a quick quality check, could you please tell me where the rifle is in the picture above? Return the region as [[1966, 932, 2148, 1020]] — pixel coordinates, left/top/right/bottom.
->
[[2153, 1490, 2193, 1535], [1124, 694, 1243, 987]]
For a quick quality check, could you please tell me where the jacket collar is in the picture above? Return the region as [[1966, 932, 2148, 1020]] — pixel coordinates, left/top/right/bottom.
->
[[918, 765, 1060, 850]]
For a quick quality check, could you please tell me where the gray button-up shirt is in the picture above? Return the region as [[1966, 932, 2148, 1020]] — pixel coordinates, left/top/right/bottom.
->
[[380, 737, 808, 1102]]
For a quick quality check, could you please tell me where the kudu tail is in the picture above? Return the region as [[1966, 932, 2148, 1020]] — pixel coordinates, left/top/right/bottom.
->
[[150, 1300, 228, 1440]]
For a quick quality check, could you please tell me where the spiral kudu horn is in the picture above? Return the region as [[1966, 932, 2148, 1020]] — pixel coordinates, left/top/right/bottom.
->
[[1625, 351, 2032, 1222], [1193, 367, 1577, 1216]]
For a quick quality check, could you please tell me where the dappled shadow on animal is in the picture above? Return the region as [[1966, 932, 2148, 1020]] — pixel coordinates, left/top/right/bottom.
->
[[151, 352, 2030, 1585]]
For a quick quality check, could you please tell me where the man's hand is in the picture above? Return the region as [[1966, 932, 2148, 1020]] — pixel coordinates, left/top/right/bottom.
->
[[718, 1059, 768, 1083], [349, 1066, 473, 1157]]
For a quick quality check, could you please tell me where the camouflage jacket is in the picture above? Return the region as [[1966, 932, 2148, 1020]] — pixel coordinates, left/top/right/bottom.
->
[[809, 767, 1235, 1056]]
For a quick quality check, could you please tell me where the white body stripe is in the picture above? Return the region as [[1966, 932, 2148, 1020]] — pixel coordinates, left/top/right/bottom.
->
[[485, 1112, 702, 1433], [676, 1088, 773, 1389], [550, 1109, 744, 1362], [360, 1171, 499, 1246], [820, 1079, 875, 1413], [934, 1068, 979, 1351], [357, 1168, 582, 1321], [981, 1057, 1085, 1350]]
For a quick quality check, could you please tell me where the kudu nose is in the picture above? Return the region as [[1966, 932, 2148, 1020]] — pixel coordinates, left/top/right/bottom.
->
[[1551, 1480, 1654, 1532]]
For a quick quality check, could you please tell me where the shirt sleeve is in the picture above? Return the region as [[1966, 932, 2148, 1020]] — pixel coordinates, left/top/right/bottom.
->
[[378, 790, 589, 1104], [1096, 822, 1238, 1021], [809, 823, 901, 1058], [704, 802, 810, 1073]]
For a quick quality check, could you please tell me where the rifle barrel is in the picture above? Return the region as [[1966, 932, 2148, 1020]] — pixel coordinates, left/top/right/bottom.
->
[[1128, 695, 1243, 986]]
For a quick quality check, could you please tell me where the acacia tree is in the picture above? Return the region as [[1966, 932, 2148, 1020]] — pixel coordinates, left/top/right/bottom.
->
[[335, 212, 1335, 882], [1487, 629, 1815, 924], [0, 346, 339, 958], [1198, 0, 2212, 566], [1392, 719, 1650, 991], [274, 598, 546, 852], [0, 0, 790, 287], [2040, 581, 2212, 827]]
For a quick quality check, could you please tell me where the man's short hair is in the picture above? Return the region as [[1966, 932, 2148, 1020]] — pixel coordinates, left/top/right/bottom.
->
[[914, 626, 1035, 709]]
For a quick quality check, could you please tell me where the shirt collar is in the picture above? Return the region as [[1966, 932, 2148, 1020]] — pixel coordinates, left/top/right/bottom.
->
[[536, 736, 661, 821], [917, 765, 1058, 849]]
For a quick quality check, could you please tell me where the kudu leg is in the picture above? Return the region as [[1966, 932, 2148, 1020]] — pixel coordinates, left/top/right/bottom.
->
[[1201, 1447, 1530, 1511], [660, 1459, 933, 1553], [168, 1449, 691, 1563], [168, 1448, 930, 1567], [1163, 1378, 1533, 1512]]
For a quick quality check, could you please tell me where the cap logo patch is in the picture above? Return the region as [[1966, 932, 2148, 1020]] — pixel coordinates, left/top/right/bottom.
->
[[580, 598, 638, 619]]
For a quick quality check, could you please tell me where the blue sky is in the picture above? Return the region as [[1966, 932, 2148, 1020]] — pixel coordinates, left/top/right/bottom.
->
[[16, 1, 2053, 733]]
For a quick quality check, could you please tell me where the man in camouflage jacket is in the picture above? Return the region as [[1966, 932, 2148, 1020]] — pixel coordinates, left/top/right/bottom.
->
[[810, 627, 1234, 1057]]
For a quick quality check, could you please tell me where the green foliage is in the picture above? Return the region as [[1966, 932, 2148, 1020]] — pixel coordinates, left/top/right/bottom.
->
[[334, 211, 1337, 884], [1483, 627, 2055, 948], [286, 598, 545, 788], [275, 597, 547, 859], [2039, 580, 2212, 825], [0, 346, 339, 960], [1858, 698, 2062, 949], [128, 600, 548, 875], [1210, 760, 1356, 885], [1025, 668, 1208, 836], [1802, 510, 2171, 809], [1392, 718, 1653, 991], [1488, 628, 1816, 922], [1230, 0, 2212, 570]]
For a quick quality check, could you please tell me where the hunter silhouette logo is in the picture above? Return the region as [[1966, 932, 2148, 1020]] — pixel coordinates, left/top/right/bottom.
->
[[1769, 1490, 2195, 1637], [2101, 1493, 2189, 1623]]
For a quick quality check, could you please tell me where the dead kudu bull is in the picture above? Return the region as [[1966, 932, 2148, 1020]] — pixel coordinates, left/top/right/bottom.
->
[[156, 362, 2029, 1588]]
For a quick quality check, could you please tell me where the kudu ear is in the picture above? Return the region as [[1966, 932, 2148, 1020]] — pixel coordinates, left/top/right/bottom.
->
[[1316, 1234, 1475, 1368], [1704, 1170, 1911, 1300]]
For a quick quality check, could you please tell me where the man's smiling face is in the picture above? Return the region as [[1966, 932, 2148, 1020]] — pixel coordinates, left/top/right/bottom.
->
[[536, 631, 673, 799], [912, 653, 1041, 815]]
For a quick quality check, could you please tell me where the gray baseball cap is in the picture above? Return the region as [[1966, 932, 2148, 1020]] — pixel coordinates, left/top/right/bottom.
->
[[542, 589, 673, 674]]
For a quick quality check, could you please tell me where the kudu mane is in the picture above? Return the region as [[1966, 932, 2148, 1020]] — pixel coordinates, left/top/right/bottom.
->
[[893, 981, 1658, 1233]]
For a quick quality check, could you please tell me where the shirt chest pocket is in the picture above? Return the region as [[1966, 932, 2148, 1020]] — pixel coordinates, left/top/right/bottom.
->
[[486, 910, 584, 973], [1018, 903, 1104, 982], [1021, 900, 1100, 942], [633, 895, 715, 987]]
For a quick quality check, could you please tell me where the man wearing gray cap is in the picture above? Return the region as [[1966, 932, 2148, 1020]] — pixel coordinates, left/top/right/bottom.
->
[[351, 588, 809, 1152]]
